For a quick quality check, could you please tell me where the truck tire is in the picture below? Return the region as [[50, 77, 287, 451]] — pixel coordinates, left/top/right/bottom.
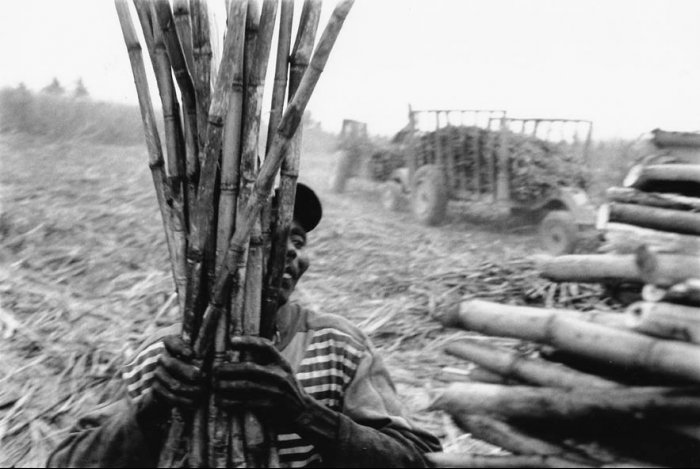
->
[[539, 210, 577, 255], [411, 165, 448, 225], [382, 180, 403, 212], [329, 151, 352, 193]]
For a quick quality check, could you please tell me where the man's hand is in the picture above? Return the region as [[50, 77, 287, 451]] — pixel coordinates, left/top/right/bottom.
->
[[213, 336, 314, 423], [151, 335, 205, 410]]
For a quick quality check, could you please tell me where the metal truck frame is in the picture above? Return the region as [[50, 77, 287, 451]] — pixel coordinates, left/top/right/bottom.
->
[[383, 106, 597, 254]]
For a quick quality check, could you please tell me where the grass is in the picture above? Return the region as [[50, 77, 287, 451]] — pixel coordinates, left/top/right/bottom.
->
[[0, 133, 174, 466]]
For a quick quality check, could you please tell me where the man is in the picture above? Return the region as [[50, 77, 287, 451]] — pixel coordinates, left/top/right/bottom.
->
[[48, 183, 441, 468]]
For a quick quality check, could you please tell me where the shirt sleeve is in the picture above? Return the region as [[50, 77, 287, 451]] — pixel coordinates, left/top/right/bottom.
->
[[320, 343, 442, 467], [46, 390, 167, 468], [47, 335, 172, 468]]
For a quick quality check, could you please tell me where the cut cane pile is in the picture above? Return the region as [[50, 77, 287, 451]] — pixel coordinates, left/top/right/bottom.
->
[[429, 158, 700, 466]]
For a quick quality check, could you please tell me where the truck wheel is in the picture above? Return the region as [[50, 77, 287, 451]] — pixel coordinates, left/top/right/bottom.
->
[[539, 210, 577, 255], [382, 181, 403, 211], [329, 151, 352, 193], [412, 165, 448, 225]]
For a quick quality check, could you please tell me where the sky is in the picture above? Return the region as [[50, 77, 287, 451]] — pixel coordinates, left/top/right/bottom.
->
[[3, 0, 700, 140]]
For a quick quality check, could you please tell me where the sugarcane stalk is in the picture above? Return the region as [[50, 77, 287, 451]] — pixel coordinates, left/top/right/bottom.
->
[[430, 382, 700, 421], [215, 3, 247, 280], [207, 314, 229, 468], [211, 12, 247, 452], [190, 0, 212, 143], [425, 453, 591, 469], [642, 278, 700, 305], [242, 223, 267, 467], [208, 1, 252, 465], [607, 202, 700, 236], [265, 0, 295, 156], [132, 0, 188, 317], [260, 0, 320, 339], [226, 251, 250, 468], [440, 365, 521, 385], [438, 297, 628, 332], [624, 163, 700, 190], [627, 301, 700, 343], [600, 222, 700, 255], [153, 0, 199, 226], [149, 1, 190, 228], [445, 340, 620, 389], [453, 415, 600, 467], [259, 0, 294, 339], [194, 0, 355, 357], [210, 16, 247, 467], [137, 0, 187, 194], [226, 0, 263, 359], [445, 299, 700, 383], [183, 0, 252, 348], [172, 0, 195, 81], [130, 4, 193, 466], [233, 1, 279, 465], [114, 0, 185, 335], [236, 0, 277, 336], [468, 366, 519, 384], [606, 186, 700, 212], [290, 0, 322, 96], [537, 253, 695, 287], [634, 245, 700, 286]]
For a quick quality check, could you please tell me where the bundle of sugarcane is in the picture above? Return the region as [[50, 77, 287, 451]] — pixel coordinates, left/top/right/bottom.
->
[[115, 0, 353, 466], [429, 298, 700, 467], [414, 126, 588, 202]]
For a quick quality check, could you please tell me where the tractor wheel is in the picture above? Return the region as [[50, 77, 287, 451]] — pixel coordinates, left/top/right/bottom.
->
[[381, 180, 403, 212], [411, 165, 448, 225], [539, 210, 578, 255], [329, 151, 352, 193]]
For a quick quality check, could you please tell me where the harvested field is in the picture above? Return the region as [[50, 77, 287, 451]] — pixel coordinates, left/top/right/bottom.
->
[[0, 132, 618, 466]]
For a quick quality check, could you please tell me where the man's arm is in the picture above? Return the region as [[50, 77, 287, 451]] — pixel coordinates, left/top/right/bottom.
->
[[215, 336, 442, 468], [48, 334, 203, 468], [293, 346, 442, 468], [46, 392, 168, 468]]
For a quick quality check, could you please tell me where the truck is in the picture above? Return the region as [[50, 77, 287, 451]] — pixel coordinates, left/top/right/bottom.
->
[[372, 107, 597, 254]]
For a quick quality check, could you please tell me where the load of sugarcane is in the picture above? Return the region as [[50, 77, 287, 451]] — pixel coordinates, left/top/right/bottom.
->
[[367, 144, 405, 181], [115, 0, 353, 466], [414, 126, 588, 203]]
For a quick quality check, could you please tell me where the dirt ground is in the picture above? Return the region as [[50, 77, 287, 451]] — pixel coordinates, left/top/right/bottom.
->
[[0, 132, 562, 465]]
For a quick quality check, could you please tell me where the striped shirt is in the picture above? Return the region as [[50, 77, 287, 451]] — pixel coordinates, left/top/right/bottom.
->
[[123, 305, 368, 468]]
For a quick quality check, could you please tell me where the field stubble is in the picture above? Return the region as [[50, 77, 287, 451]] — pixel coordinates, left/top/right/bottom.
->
[[0, 133, 618, 465]]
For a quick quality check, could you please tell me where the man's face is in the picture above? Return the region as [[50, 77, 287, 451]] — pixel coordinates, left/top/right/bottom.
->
[[279, 219, 310, 304]]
